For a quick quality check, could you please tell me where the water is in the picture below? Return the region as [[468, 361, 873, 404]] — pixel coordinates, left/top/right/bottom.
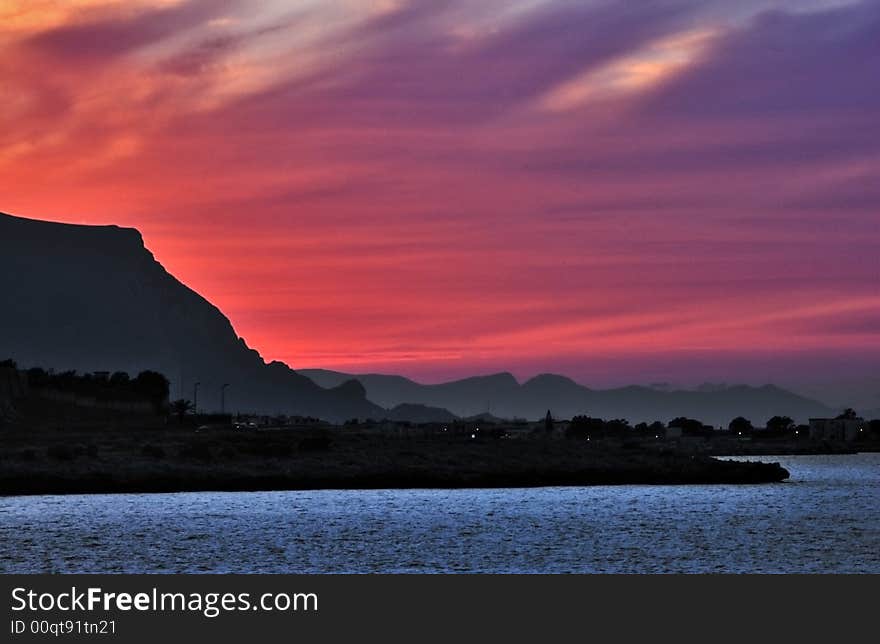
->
[[1, 454, 877, 573]]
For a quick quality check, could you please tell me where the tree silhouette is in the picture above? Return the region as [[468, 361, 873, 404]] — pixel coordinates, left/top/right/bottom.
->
[[668, 417, 708, 436], [170, 399, 194, 423], [604, 418, 630, 437], [729, 416, 753, 434], [133, 371, 170, 411], [766, 416, 794, 433], [836, 408, 858, 420], [109, 371, 130, 386], [566, 416, 605, 439]]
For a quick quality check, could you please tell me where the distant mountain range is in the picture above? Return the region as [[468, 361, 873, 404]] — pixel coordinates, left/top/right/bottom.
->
[[0, 212, 382, 422], [300, 369, 837, 426]]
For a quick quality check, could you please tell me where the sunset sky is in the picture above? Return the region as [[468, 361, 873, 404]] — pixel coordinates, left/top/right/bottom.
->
[[2, 0, 878, 389]]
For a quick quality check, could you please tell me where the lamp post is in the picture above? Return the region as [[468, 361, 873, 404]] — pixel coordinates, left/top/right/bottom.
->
[[221, 383, 230, 415], [193, 382, 201, 416]]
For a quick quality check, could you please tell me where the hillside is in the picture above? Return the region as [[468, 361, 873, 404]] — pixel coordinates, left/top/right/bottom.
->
[[0, 212, 383, 421]]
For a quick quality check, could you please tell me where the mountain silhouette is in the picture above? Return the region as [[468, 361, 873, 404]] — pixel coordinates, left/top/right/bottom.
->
[[300, 369, 834, 426], [384, 403, 458, 424], [0, 212, 383, 421]]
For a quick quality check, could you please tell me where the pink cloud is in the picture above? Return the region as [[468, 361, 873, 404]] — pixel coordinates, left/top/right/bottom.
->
[[2, 0, 878, 386]]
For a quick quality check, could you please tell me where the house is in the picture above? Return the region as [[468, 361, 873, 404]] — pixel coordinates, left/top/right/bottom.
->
[[809, 417, 864, 442]]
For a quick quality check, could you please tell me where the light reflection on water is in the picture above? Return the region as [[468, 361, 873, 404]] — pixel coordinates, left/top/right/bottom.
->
[[1, 454, 877, 573]]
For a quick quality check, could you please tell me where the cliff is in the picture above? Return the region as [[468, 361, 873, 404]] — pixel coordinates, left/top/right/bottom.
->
[[0, 212, 383, 421]]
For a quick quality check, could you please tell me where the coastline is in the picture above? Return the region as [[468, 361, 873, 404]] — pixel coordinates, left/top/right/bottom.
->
[[0, 427, 789, 497], [705, 443, 862, 457]]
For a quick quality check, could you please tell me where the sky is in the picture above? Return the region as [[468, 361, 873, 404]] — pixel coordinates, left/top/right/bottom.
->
[[2, 0, 878, 395]]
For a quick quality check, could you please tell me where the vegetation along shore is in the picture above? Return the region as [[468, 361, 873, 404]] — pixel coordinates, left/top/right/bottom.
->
[[9, 361, 880, 496]]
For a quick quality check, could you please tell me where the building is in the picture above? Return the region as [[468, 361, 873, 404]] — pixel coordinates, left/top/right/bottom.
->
[[809, 417, 864, 442]]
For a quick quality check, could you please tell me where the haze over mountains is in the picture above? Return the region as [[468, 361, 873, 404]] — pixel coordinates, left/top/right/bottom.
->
[[0, 211, 851, 425], [300, 370, 836, 426]]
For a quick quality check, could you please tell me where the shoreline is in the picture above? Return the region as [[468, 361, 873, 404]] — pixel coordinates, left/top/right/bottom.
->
[[705, 444, 862, 457], [0, 471, 791, 498], [0, 461, 792, 498], [0, 427, 791, 497]]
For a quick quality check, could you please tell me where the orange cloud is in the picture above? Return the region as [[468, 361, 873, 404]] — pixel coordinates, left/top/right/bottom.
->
[[2, 0, 879, 386]]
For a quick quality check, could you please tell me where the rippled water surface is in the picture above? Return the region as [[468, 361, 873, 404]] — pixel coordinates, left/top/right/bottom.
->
[[1, 454, 877, 573]]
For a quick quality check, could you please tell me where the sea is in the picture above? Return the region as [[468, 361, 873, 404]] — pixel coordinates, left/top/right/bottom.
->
[[1, 453, 877, 573]]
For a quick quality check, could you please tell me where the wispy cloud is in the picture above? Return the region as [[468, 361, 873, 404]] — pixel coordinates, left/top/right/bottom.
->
[[2, 0, 878, 384]]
